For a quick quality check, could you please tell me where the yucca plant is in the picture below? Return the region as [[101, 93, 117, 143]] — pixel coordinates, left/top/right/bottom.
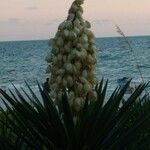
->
[[0, 79, 150, 150], [45, 0, 97, 112]]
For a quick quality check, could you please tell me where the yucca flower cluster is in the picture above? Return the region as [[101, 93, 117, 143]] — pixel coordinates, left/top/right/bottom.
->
[[45, 0, 97, 112]]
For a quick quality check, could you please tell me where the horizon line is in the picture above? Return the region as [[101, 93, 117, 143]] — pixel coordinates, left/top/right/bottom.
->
[[0, 34, 150, 43]]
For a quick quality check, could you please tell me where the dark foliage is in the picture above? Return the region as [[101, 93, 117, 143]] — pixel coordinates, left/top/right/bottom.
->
[[0, 80, 150, 150]]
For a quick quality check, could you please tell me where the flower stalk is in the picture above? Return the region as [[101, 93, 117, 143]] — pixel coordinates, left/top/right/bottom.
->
[[46, 0, 97, 112]]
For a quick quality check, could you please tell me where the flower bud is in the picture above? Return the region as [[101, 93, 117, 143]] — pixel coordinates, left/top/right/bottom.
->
[[75, 61, 81, 70], [80, 77, 88, 84], [82, 70, 88, 78], [67, 76, 73, 87], [64, 42, 71, 53], [62, 78, 67, 87], [84, 21, 91, 28], [46, 65, 52, 73], [63, 55, 67, 62], [64, 21, 73, 29], [73, 27, 80, 35], [72, 65, 78, 75], [81, 49, 87, 58], [57, 54, 63, 61], [45, 53, 52, 62], [76, 0, 84, 5], [83, 83, 91, 94], [79, 34, 88, 44], [73, 97, 84, 112], [68, 13, 75, 21], [52, 56, 58, 65], [69, 31, 77, 40], [76, 43, 82, 49], [87, 54, 94, 64], [56, 37, 64, 47], [76, 10, 82, 19], [58, 21, 66, 30], [64, 63, 73, 73], [50, 91, 56, 99], [56, 76, 62, 84], [57, 91, 63, 101], [78, 6, 83, 13], [51, 83, 58, 91], [87, 91, 97, 101], [68, 91, 75, 105], [74, 19, 81, 27], [87, 30, 95, 39], [57, 69, 65, 75], [82, 43, 89, 49], [63, 29, 70, 38], [52, 46, 59, 55], [48, 38, 55, 47], [77, 83, 83, 93], [83, 28, 89, 34]]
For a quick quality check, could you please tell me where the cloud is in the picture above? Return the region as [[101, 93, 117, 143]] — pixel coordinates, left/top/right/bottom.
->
[[45, 19, 63, 26], [92, 19, 113, 24], [8, 18, 21, 23], [0, 18, 22, 25], [26, 7, 37, 10]]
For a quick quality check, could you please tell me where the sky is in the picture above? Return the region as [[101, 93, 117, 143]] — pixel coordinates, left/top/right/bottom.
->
[[0, 0, 150, 41]]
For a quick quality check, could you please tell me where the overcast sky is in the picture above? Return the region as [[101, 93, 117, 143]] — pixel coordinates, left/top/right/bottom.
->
[[0, 0, 150, 41]]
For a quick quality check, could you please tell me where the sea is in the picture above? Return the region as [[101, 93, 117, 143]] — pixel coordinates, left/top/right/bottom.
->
[[0, 36, 150, 103]]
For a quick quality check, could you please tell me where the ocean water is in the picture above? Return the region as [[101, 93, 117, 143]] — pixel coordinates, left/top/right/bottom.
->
[[0, 36, 150, 95]]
